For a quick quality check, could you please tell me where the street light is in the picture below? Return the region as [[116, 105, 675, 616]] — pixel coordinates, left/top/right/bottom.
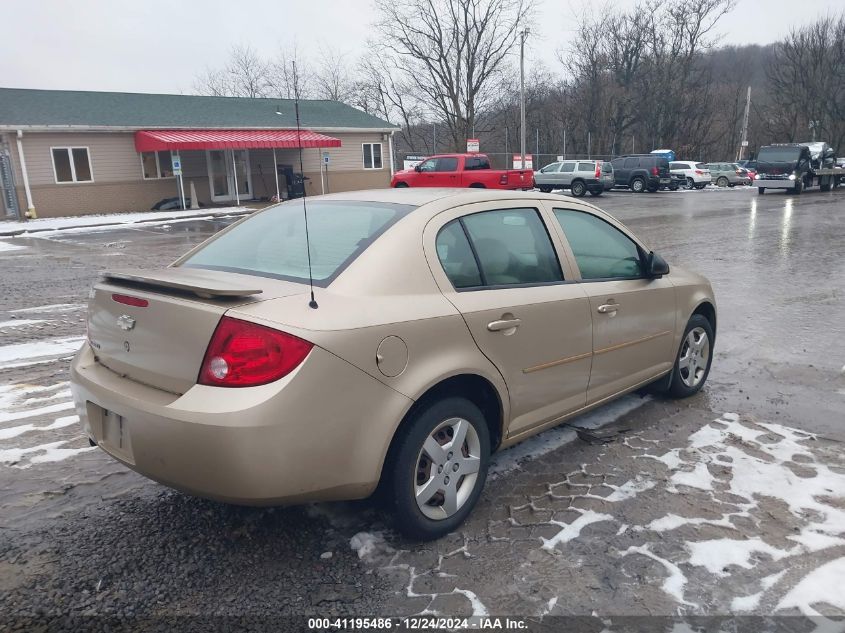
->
[[519, 28, 529, 170]]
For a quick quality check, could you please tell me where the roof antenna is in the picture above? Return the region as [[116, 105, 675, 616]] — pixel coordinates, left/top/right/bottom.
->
[[291, 60, 318, 309]]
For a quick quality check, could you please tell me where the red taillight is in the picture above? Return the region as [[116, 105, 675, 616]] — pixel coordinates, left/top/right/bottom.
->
[[499, 173, 508, 185], [651, 167, 658, 176], [694, 170, 704, 175], [595, 163, 601, 178], [112, 293, 148, 307], [198, 316, 313, 387]]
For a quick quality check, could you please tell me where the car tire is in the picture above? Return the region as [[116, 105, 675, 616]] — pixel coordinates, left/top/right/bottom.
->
[[758, 187, 765, 195], [728, 183, 735, 188], [388, 397, 490, 541], [589, 190, 602, 197], [469, 183, 486, 189], [395, 182, 409, 188], [630, 177, 645, 193], [792, 180, 803, 195], [716, 176, 728, 187], [571, 180, 587, 197], [666, 314, 715, 399], [538, 185, 553, 193], [685, 177, 695, 190], [820, 177, 832, 192], [695, 184, 707, 190]]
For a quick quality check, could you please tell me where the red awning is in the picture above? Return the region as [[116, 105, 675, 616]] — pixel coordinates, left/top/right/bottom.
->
[[134, 129, 342, 152]]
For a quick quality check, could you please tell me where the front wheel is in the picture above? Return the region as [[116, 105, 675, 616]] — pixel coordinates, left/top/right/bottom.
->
[[571, 180, 587, 197], [758, 187, 765, 195], [666, 315, 714, 398], [792, 180, 803, 195], [685, 177, 695, 190], [394, 182, 409, 188], [388, 397, 490, 541]]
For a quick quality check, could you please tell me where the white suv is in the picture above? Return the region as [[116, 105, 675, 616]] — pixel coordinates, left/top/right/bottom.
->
[[670, 161, 712, 190]]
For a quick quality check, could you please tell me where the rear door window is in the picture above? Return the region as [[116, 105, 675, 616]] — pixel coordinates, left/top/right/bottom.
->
[[435, 157, 459, 172], [623, 157, 638, 169], [435, 221, 483, 289], [553, 209, 643, 280], [438, 208, 563, 288], [577, 162, 594, 172]]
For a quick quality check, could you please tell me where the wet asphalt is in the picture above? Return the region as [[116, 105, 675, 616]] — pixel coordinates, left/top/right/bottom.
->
[[0, 187, 843, 628]]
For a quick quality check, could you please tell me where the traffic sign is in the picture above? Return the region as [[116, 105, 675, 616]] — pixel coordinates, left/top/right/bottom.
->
[[467, 138, 480, 153]]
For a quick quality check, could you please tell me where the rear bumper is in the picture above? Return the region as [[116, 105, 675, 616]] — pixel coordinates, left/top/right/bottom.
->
[[70, 344, 412, 505]]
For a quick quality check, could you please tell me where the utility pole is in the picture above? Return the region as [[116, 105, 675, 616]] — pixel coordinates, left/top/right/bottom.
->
[[737, 86, 751, 161], [519, 28, 528, 169]]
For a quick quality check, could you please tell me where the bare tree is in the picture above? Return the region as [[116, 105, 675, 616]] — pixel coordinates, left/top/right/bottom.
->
[[373, 0, 535, 151], [312, 48, 357, 104], [194, 45, 272, 98], [268, 44, 313, 99]]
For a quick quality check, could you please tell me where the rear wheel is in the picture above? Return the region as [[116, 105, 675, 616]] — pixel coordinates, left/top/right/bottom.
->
[[820, 176, 832, 192], [589, 190, 602, 197], [695, 183, 707, 190], [630, 177, 645, 193], [666, 315, 714, 398], [716, 176, 729, 187], [469, 183, 486, 189], [388, 397, 490, 541], [538, 185, 553, 193], [571, 180, 587, 197]]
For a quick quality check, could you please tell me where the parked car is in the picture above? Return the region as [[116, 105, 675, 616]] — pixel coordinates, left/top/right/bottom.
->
[[533, 159, 614, 197], [705, 162, 751, 187], [610, 154, 672, 193], [669, 161, 712, 190], [71, 189, 717, 541], [391, 154, 533, 190], [737, 160, 758, 181]]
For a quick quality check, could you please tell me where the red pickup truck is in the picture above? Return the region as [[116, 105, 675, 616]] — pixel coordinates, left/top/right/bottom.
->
[[391, 154, 534, 190]]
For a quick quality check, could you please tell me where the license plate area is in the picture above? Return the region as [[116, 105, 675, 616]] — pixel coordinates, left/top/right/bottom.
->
[[98, 406, 135, 464]]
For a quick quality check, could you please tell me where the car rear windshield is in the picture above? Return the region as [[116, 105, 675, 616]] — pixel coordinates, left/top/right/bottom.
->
[[180, 200, 415, 286], [758, 147, 801, 162]]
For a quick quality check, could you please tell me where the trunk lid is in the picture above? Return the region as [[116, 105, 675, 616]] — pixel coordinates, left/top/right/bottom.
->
[[86, 267, 306, 394]]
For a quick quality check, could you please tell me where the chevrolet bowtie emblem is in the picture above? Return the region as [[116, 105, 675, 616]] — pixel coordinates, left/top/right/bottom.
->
[[117, 314, 136, 331]]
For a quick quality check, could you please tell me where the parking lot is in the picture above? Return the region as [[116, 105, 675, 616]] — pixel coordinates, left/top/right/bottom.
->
[[1, 186, 844, 629]]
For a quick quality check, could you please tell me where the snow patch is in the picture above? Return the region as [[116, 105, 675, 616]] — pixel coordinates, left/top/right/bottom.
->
[[687, 538, 791, 577], [350, 531, 394, 561], [776, 557, 845, 615], [621, 544, 695, 607], [0, 414, 79, 440], [670, 461, 714, 491], [490, 395, 645, 475], [0, 337, 84, 364], [0, 440, 95, 467], [0, 401, 75, 424], [11, 303, 84, 314], [0, 319, 48, 329], [541, 509, 614, 551], [0, 240, 25, 252]]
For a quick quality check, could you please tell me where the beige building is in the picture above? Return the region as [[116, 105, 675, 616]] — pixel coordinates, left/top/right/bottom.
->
[[0, 88, 399, 219]]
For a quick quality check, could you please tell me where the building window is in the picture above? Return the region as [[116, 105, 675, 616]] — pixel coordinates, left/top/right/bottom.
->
[[363, 143, 383, 170], [141, 151, 174, 179], [51, 147, 93, 183]]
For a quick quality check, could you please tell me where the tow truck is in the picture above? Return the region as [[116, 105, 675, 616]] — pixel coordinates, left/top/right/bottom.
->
[[755, 142, 841, 195]]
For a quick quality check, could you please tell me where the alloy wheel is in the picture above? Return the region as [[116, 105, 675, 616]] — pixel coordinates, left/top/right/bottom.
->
[[414, 417, 482, 520], [678, 327, 710, 388]]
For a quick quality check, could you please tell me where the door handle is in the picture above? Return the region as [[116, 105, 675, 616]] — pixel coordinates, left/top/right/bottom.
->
[[487, 318, 521, 332], [597, 303, 620, 314]]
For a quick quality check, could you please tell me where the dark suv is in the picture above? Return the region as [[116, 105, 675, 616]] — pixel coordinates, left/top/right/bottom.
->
[[610, 154, 672, 193]]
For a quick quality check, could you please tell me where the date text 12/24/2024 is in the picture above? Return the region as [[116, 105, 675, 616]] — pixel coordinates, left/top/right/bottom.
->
[[307, 617, 529, 630]]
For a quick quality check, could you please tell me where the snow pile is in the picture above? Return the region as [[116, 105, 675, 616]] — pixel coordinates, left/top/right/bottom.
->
[[0, 240, 25, 252], [0, 336, 84, 368]]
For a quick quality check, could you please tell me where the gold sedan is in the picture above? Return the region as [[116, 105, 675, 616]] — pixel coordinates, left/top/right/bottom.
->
[[71, 189, 716, 540]]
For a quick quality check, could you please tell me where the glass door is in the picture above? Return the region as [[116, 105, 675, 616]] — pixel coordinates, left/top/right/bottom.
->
[[207, 150, 231, 202], [206, 150, 252, 203]]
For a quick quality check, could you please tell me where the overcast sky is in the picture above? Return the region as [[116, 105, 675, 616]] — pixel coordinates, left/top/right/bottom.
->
[[1, 0, 841, 95]]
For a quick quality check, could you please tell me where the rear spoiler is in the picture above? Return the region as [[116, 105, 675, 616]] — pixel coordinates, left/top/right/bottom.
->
[[102, 268, 263, 299]]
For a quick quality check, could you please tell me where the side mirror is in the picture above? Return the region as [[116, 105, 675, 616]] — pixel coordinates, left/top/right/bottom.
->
[[414, 165, 422, 172], [646, 251, 670, 278]]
